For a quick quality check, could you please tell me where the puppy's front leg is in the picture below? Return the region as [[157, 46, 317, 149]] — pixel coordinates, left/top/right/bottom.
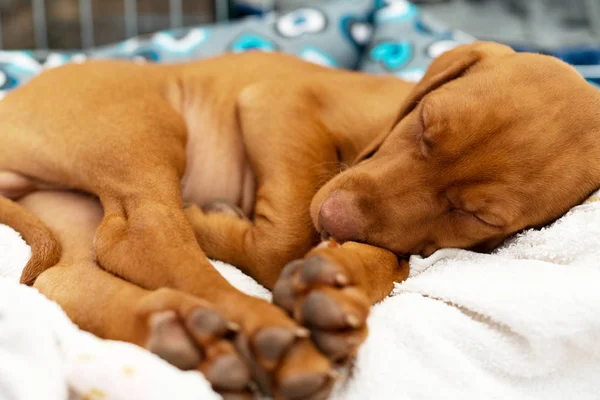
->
[[273, 241, 410, 363], [188, 83, 340, 288]]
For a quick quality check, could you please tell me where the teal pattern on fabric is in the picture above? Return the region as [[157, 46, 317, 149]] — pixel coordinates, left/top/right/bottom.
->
[[0, 0, 474, 97], [370, 40, 413, 70], [230, 33, 277, 52]]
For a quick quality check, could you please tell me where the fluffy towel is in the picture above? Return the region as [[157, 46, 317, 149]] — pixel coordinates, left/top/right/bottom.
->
[[1, 192, 600, 400]]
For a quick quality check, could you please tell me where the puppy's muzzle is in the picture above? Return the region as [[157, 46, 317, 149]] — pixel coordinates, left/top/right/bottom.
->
[[318, 190, 362, 243]]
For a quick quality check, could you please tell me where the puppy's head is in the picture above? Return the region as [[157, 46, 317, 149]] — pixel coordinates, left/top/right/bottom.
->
[[312, 41, 600, 257]]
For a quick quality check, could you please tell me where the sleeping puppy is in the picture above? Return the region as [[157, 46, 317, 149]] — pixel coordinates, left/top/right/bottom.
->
[[312, 42, 600, 256], [1, 42, 600, 400]]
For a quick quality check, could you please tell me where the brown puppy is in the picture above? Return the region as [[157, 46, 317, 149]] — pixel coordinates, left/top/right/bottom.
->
[[312, 45, 600, 256], [1, 41, 600, 399]]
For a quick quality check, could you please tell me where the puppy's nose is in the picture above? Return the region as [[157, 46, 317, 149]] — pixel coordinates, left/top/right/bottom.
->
[[318, 190, 361, 243]]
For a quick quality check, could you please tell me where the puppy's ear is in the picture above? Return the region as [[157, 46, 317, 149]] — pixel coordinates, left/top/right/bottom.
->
[[354, 42, 514, 164], [396, 41, 514, 120]]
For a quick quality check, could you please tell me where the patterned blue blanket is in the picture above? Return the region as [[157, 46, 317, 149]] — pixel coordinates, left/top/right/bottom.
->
[[0, 0, 471, 96], [0, 0, 597, 96]]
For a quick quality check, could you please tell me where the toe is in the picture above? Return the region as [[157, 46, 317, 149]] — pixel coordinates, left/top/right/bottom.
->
[[146, 311, 202, 370], [234, 331, 273, 394], [185, 307, 229, 342], [205, 354, 250, 392], [311, 328, 367, 363], [299, 257, 350, 288], [279, 260, 304, 280], [299, 288, 368, 330], [276, 340, 335, 400], [272, 278, 298, 313], [199, 336, 251, 391], [272, 260, 305, 312], [254, 327, 296, 369], [254, 326, 312, 370]]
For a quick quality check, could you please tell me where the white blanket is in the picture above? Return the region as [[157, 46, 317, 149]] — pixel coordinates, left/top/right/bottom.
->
[[1, 192, 600, 400]]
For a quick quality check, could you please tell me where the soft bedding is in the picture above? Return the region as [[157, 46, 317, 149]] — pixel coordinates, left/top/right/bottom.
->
[[2, 1, 600, 400], [2, 192, 600, 400]]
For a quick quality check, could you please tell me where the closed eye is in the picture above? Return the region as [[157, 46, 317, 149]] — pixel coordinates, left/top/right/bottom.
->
[[472, 213, 503, 229], [450, 208, 502, 230]]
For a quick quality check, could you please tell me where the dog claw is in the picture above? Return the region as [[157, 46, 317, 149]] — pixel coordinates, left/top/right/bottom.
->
[[295, 327, 310, 338], [346, 314, 361, 328], [334, 273, 350, 287], [227, 321, 241, 332]]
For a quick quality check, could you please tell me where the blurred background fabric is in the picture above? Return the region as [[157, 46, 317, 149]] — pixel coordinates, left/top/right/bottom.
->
[[0, 0, 597, 86], [0, 1, 598, 50], [0, 0, 467, 96], [234, 0, 600, 86]]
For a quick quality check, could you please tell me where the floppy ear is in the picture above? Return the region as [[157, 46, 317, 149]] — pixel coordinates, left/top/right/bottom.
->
[[395, 41, 514, 120], [354, 41, 514, 163]]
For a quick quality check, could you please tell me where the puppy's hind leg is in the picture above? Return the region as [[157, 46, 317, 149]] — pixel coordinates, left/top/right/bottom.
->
[[20, 191, 252, 397]]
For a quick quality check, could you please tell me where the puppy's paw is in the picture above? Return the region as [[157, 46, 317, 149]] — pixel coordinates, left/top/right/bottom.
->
[[226, 297, 337, 400], [272, 251, 370, 364], [201, 200, 248, 220], [136, 288, 251, 397]]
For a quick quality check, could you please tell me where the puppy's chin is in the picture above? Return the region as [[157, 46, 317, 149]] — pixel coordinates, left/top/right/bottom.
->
[[468, 236, 507, 254]]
